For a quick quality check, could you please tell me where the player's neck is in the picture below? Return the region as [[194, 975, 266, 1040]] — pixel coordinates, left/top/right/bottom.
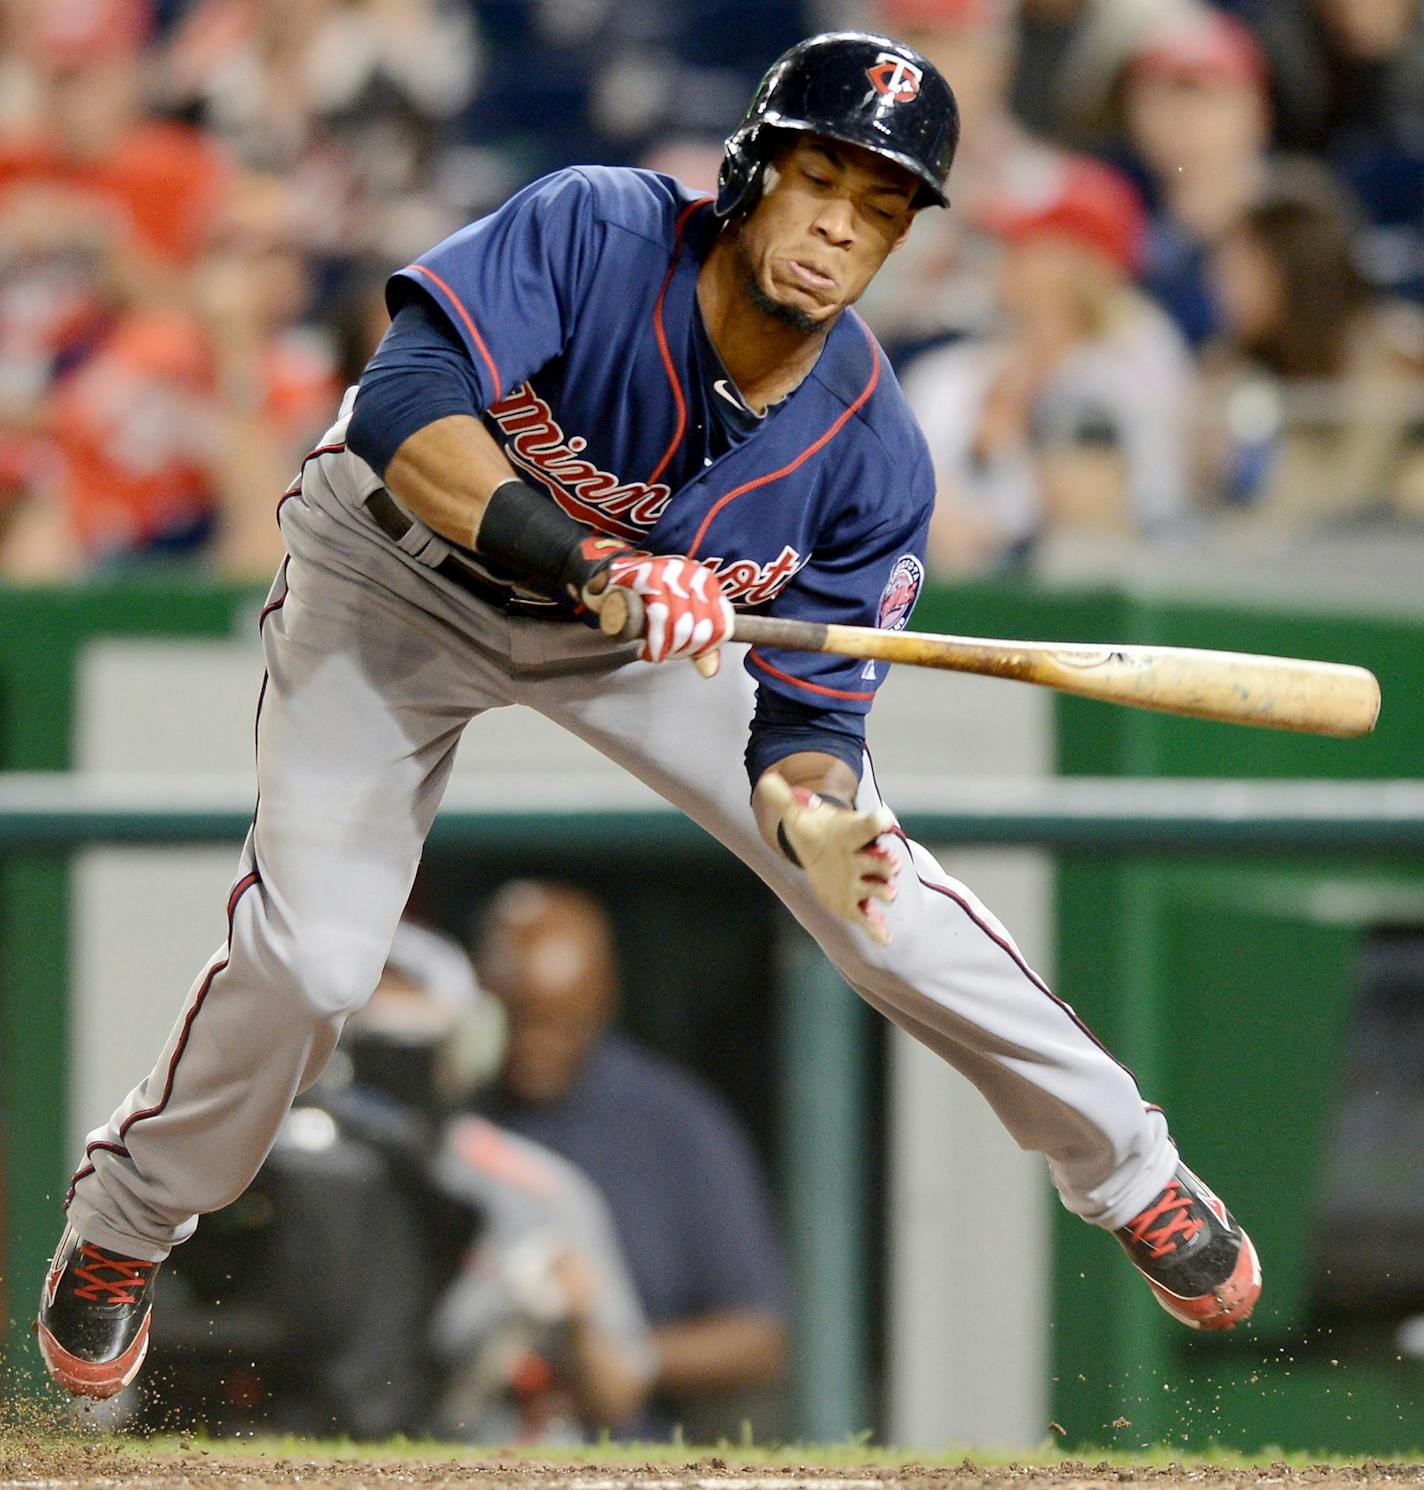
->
[[697, 236, 831, 414]]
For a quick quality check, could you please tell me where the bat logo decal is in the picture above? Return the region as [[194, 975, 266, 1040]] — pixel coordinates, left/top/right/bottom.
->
[[1051, 648, 1129, 669]]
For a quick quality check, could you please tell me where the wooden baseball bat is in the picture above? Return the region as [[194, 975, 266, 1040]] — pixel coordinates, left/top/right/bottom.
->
[[593, 587, 1381, 738]]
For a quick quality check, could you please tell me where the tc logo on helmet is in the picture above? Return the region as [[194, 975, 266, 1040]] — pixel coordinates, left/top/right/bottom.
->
[[867, 53, 923, 103]]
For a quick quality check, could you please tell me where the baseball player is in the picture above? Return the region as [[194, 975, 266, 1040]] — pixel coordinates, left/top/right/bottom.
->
[[38, 31, 1260, 1402]]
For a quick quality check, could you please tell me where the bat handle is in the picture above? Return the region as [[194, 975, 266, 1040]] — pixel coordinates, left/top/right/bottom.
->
[[594, 583, 645, 643]]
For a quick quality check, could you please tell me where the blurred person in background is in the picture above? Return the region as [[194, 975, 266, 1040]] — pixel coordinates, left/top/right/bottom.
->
[[329, 257, 403, 389], [3, 169, 337, 579], [1116, 6, 1274, 349], [189, 170, 341, 577], [333, 922, 655, 1443], [856, 0, 1048, 361], [0, 0, 229, 576], [1006, 0, 1195, 150], [487, 0, 808, 181], [147, 919, 653, 1442], [1235, 0, 1424, 304], [156, 0, 482, 263], [475, 881, 789, 1442], [900, 149, 1193, 576], [373, 921, 655, 1444], [429, 1112, 654, 1444], [1197, 162, 1424, 526]]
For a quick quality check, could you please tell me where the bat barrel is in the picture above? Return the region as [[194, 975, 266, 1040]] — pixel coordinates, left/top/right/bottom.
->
[[1036, 649, 1382, 739], [731, 615, 1382, 739]]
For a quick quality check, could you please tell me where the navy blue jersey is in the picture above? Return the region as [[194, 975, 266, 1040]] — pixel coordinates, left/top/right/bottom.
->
[[387, 165, 934, 715]]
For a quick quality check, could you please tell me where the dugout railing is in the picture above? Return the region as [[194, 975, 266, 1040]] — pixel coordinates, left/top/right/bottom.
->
[[3, 776, 1424, 1451]]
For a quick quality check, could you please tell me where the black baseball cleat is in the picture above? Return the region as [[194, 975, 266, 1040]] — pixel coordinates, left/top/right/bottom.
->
[[1116, 1164, 1261, 1331], [36, 1224, 161, 1397]]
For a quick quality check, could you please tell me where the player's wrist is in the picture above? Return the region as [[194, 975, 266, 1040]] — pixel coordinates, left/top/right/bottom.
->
[[476, 478, 630, 598]]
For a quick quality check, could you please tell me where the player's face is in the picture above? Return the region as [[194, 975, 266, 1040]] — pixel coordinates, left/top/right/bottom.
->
[[737, 135, 918, 330]]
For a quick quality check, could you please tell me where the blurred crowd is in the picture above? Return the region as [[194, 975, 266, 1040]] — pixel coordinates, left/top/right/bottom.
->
[[0, 0, 1420, 585]]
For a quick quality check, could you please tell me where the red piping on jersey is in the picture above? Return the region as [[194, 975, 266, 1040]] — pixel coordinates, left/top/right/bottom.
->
[[65, 1140, 128, 1202], [749, 648, 875, 702], [884, 820, 1142, 1084], [258, 558, 290, 629], [276, 441, 346, 521], [114, 870, 260, 1141], [250, 674, 268, 819], [686, 316, 881, 558], [888, 825, 1055, 998], [66, 870, 263, 1206], [857, 747, 1148, 1098], [646, 198, 712, 487], [404, 263, 503, 402]]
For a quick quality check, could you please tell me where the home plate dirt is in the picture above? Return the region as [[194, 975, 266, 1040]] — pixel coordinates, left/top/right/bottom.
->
[[4, 1442, 1424, 1490]]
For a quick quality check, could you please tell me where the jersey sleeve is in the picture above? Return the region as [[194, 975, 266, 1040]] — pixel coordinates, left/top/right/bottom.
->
[[746, 439, 934, 715], [386, 168, 602, 410]]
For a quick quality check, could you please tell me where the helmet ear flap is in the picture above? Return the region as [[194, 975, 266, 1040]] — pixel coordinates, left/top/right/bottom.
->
[[715, 126, 765, 217]]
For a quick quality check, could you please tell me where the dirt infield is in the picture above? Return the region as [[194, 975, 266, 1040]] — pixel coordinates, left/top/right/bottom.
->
[[5, 1440, 1424, 1490]]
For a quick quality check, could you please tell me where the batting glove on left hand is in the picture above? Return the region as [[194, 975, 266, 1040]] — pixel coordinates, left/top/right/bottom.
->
[[605, 553, 735, 676], [758, 774, 899, 944]]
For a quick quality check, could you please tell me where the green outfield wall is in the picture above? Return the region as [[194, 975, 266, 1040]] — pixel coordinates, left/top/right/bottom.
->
[[1, 577, 1422, 1449]]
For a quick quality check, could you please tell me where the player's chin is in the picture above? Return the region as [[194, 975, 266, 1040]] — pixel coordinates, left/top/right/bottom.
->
[[767, 282, 844, 331], [800, 292, 846, 324]]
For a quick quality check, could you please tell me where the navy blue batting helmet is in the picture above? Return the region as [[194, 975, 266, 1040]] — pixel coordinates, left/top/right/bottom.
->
[[717, 32, 960, 217]]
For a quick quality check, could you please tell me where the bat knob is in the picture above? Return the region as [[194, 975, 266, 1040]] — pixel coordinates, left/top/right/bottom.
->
[[595, 584, 645, 643]]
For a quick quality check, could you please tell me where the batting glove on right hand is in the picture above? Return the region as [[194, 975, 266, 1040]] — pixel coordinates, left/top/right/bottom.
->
[[604, 553, 735, 676], [758, 774, 899, 944]]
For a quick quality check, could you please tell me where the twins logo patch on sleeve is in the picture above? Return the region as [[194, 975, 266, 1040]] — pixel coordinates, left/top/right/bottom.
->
[[861, 553, 925, 680], [877, 553, 924, 631]]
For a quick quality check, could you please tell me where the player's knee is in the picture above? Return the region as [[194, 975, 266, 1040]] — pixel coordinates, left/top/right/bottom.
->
[[282, 930, 386, 1021]]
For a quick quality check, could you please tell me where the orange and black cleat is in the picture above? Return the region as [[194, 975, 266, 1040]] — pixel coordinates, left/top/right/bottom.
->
[[1116, 1164, 1261, 1330], [36, 1225, 161, 1397]]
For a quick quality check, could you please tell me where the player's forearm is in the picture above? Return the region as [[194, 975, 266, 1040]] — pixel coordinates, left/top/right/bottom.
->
[[652, 1311, 787, 1397], [752, 751, 860, 851], [381, 414, 638, 608], [382, 413, 519, 551]]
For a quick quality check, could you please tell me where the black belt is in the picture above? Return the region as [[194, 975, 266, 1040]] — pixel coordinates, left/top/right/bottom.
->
[[364, 487, 568, 619]]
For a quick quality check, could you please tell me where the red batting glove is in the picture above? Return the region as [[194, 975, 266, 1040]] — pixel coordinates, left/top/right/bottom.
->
[[606, 554, 735, 673]]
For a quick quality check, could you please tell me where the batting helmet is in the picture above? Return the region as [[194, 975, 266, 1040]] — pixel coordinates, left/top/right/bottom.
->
[[716, 32, 960, 218]]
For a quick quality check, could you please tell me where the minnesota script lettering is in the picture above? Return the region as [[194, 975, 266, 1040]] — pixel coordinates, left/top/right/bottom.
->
[[487, 383, 672, 540], [486, 382, 804, 606]]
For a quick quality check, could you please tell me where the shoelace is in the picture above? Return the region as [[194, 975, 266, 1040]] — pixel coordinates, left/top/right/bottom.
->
[[1124, 1183, 1204, 1259], [72, 1245, 157, 1305]]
